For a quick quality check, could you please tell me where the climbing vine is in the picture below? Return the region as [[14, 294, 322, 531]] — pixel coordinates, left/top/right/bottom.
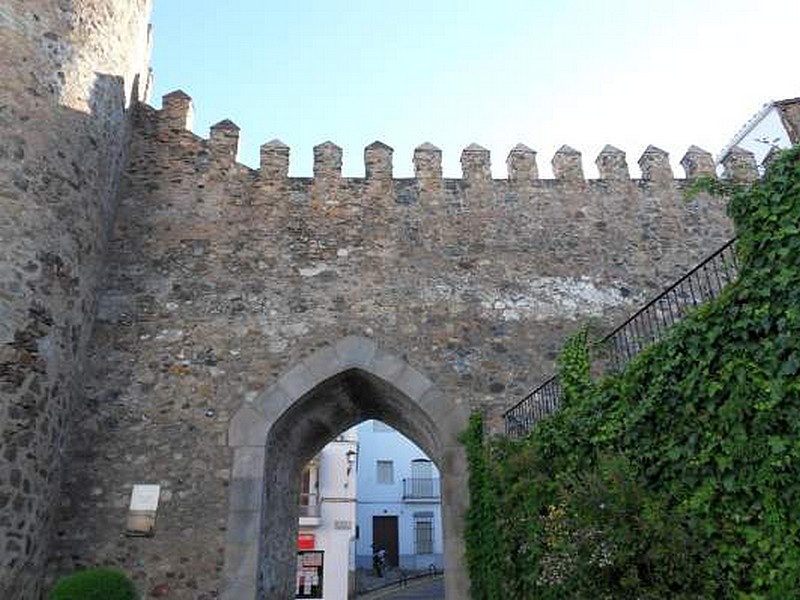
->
[[462, 413, 503, 599], [556, 327, 591, 408], [463, 145, 800, 599]]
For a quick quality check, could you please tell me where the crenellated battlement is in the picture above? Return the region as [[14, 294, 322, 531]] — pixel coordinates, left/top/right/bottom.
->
[[154, 89, 760, 186]]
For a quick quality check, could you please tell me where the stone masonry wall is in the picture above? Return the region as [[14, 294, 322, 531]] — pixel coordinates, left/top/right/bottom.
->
[[46, 93, 740, 598], [0, 1, 152, 597]]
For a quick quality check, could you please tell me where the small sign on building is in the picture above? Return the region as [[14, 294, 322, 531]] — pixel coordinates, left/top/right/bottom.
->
[[126, 484, 161, 536], [298, 533, 315, 550], [296, 551, 324, 599]]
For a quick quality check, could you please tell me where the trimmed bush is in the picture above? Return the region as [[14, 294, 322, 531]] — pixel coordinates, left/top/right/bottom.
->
[[49, 568, 136, 600]]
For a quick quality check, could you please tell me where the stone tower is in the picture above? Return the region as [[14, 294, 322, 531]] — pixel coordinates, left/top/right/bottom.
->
[[0, 2, 153, 596]]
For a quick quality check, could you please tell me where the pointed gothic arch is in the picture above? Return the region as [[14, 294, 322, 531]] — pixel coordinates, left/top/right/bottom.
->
[[221, 336, 471, 599]]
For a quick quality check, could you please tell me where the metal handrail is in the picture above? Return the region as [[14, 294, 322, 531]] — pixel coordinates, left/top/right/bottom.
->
[[505, 238, 739, 437], [598, 238, 738, 371], [504, 376, 562, 437], [356, 566, 442, 597], [402, 478, 441, 500]]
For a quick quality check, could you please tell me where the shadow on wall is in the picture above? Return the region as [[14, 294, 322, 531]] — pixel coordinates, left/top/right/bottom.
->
[[0, 71, 139, 600]]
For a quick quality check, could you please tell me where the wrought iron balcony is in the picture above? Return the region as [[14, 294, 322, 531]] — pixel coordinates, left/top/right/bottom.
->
[[402, 478, 441, 501], [299, 493, 320, 518]]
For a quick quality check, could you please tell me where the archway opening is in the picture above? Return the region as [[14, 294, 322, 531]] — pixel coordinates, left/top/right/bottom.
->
[[223, 338, 470, 600], [260, 368, 445, 597], [353, 419, 444, 597]]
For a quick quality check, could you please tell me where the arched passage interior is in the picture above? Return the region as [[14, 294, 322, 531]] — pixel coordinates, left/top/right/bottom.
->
[[221, 336, 470, 600]]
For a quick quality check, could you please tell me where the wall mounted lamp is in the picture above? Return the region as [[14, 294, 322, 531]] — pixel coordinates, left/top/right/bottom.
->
[[346, 449, 358, 477]]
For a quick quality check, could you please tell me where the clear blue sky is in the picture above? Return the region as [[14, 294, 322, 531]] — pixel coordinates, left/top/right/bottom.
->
[[150, 0, 798, 177]]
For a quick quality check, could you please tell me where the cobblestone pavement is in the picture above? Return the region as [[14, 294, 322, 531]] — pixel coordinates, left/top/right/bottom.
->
[[377, 577, 444, 599], [356, 568, 438, 594]]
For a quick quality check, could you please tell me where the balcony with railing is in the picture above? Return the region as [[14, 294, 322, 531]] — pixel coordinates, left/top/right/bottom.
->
[[402, 478, 441, 501], [299, 492, 321, 526]]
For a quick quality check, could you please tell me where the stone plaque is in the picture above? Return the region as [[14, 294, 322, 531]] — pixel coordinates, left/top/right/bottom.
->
[[127, 484, 161, 536], [130, 484, 160, 511]]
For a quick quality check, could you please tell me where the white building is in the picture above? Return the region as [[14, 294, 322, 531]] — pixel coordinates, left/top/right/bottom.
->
[[354, 420, 443, 572], [718, 97, 800, 173], [296, 430, 358, 600]]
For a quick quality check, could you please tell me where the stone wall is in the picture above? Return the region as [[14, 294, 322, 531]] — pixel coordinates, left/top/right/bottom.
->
[[46, 92, 740, 598], [776, 97, 800, 145], [0, 1, 152, 596]]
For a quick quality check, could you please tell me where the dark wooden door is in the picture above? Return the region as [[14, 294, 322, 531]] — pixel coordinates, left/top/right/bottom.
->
[[372, 515, 399, 567]]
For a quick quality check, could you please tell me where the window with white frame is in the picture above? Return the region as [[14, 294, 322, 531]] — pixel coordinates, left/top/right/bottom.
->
[[410, 459, 434, 497], [376, 460, 394, 484], [414, 512, 434, 554], [411, 458, 433, 479]]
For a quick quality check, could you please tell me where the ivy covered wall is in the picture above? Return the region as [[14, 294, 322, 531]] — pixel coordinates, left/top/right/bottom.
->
[[463, 145, 800, 599]]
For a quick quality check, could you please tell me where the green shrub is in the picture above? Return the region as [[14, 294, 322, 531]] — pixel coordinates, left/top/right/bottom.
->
[[464, 145, 800, 598], [49, 568, 136, 600]]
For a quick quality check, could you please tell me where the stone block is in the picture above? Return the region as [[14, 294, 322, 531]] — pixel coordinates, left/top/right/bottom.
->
[[231, 447, 266, 480], [220, 580, 256, 600], [507, 143, 537, 183], [228, 405, 268, 447], [313, 141, 343, 181], [228, 478, 264, 512], [276, 362, 317, 400], [461, 143, 491, 185], [552, 145, 584, 181], [161, 90, 193, 131], [638, 145, 673, 182], [417, 388, 468, 443], [302, 345, 344, 382], [210, 119, 240, 165], [334, 336, 377, 368], [260, 139, 290, 181], [413, 142, 443, 192], [389, 364, 432, 402], [440, 444, 469, 481], [680, 145, 715, 179], [596, 144, 629, 180], [370, 348, 407, 382], [722, 146, 758, 181], [226, 511, 261, 545], [365, 141, 393, 182], [256, 384, 294, 423], [222, 542, 259, 587]]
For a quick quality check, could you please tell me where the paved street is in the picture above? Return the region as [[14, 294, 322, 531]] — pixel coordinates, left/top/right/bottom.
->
[[377, 577, 444, 599]]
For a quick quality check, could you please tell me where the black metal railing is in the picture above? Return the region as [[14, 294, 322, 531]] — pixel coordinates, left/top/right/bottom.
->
[[600, 239, 739, 371], [299, 493, 320, 517], [356, 565, 442, 597], [402, 478, 441, 500], [504, 376, 562, 438], [505, 239, 739, 437]]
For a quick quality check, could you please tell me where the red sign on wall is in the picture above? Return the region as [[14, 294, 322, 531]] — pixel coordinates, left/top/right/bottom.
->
[[297, 533, 315, 550]]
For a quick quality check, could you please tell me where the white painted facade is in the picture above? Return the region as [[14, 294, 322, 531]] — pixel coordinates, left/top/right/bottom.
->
[[718, 99, 799, 174], [296, 430, 358, 600], [354, 420, 444, 572]]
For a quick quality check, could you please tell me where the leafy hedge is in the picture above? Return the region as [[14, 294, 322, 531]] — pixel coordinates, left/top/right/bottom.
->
[[463, 145, 800, 599], [49, 568, 136, 600]]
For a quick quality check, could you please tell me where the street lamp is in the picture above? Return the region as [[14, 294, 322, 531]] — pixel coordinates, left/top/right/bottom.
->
[[345, 449, 357, 477]]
